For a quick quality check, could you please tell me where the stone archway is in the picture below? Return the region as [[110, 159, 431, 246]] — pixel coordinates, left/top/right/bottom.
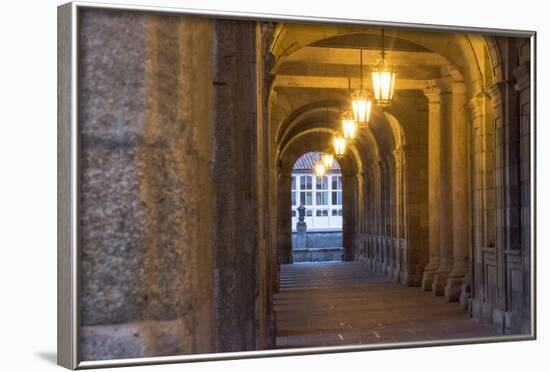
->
[[277, 128, 362, 265]]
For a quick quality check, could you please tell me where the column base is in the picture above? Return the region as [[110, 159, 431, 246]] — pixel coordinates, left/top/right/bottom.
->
[[432, 270, 450, 296], [392, 267, 401, 282], [459, 282, 471, 310], [445, 274, 466, 302], [421, 269, 436, 291]]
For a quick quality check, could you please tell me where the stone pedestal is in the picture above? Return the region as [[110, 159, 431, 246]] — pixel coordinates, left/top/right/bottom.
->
[[294, 204, 307, 251], [295, 222, 307, 241]]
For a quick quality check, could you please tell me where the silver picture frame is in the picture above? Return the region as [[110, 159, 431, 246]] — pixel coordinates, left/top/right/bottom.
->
[[58, 1, 537, 369]]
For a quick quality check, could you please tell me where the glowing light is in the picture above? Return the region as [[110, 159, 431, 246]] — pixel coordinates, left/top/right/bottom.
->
[[342, 111, 358, 141], [372, 29, 396, 107], [314, 161, 326, 177], [321, 152, 334, 170], [333, 135, 347, 158], [372, 60, 396, 107], [351, 90, 372, 127]]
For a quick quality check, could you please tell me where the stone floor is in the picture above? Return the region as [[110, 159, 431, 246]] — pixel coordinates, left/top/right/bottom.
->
[[274, 261, 498, 349]]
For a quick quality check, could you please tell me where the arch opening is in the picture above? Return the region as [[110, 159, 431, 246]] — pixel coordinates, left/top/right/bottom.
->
[[290, 151, 344, 263]]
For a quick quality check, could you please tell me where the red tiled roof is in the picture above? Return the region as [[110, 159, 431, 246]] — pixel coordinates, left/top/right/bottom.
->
[[293, 151, 341, 171]]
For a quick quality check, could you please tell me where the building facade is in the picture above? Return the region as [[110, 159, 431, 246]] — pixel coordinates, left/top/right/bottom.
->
[[291, 152, 343, 231]]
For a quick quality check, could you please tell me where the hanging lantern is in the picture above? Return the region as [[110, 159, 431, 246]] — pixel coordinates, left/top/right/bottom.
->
[[372, 59, 396, 107], [351, 90, 373, 127], [350, 50, 372, 127], [333, 135, 347, 158], [314, 161, 326, 177], [371, 29, 396, 107], [341, 111, 357, 141], [321, 152, 334, 170]]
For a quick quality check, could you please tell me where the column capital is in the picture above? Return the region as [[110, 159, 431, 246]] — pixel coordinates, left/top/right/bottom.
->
[[423, 82, 441, 104]]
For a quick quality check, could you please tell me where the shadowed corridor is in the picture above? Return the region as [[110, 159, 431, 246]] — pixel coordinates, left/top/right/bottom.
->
[[274, 262, 498, 348], [69, 11, 532, 361]]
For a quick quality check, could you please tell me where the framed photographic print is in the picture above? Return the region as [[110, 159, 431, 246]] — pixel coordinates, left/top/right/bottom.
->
[[57, 1, 536, 369]]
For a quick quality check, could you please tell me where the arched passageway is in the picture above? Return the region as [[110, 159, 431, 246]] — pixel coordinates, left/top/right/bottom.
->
[[75, 10, 532, 360], [264, 23, 532, 342]]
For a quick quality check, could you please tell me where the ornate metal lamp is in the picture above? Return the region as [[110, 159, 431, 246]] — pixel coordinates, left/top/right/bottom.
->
[[341, 111, 357, 142], [371, 29, 396, 108], [321, 152, 334, 170], [351, 51, 373, 127], [333, 135, 347, 158], [314, 160, 326, 177]]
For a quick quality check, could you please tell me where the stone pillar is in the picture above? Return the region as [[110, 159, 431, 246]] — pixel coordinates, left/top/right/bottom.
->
[[422, 83, 441, 290], [356, 171, 367, 260], [387, 156, 396, 276], [374, 161, 383, 271], [392, 149, 404, 281], [513, 60, 532, 333], [432, 77, 453, 295], [211, 19, 259, 352], [79, 11, 217, 360], [277, 175, 293, 264], [342, 174, 358, 261], [445, 76, 469, 302], [464, 93, 492, 309]]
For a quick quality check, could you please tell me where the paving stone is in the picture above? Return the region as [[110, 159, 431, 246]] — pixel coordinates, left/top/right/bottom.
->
[[274, 262, 498, 349]]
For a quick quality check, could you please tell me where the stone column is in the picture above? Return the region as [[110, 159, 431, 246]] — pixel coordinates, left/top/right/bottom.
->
[[432, 76, 453, 296], [372, 162, 382, 268], [211, 19, 260, 351], [277, 175, 293, 264], [513, 60, 532, 333], [387, 156, 396, 276], [366, 165, 376, 268], [79, 11, 217, 360], [422, 83, 441, 290], [392, 149, 404, 281], [342, 174, 358, 261], [357, 172, 367, 260], [464, 93, 491, 309], [445, 76, 469, 302]]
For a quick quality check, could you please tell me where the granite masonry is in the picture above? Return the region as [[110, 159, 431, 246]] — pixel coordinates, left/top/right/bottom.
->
[[71, 8, 532, 362]]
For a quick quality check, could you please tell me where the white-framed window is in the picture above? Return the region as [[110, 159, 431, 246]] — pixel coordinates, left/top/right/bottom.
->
[[299, 175, 313, 206], [291, 171, 343, 231], [315, 176, 329, 205], [331, 175, 343, 206], [291, 176, 297, 206]]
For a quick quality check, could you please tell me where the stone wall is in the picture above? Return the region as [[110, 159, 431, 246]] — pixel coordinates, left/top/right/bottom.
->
[[468, 37, 532, 334], [292, 231, 343, 249], [78, 9, 265, 360], [292, 248, 343, 262], [291, 230, 343, 262]]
